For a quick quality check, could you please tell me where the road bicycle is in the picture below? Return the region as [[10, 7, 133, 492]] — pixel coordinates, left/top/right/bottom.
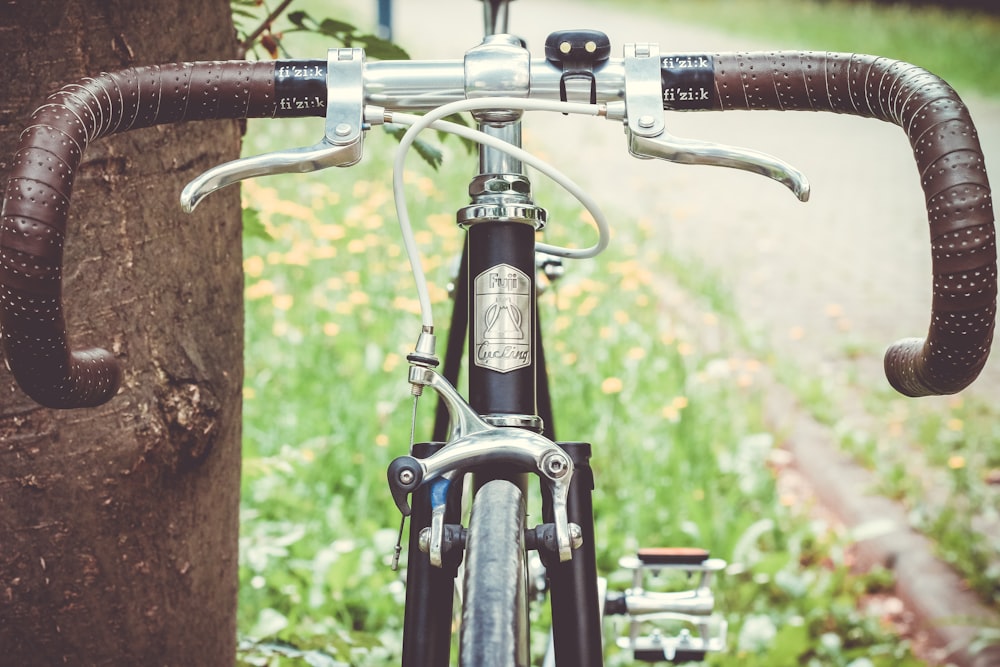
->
[[1, 0, 995, 664]]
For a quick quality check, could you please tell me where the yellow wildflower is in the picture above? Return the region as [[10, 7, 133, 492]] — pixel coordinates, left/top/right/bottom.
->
[[246, 280, 276, 300], [272, 294, 294, 311], [244, 255, 265, 277], [626, 347, 646, 361], [601, 377, 624, 394]]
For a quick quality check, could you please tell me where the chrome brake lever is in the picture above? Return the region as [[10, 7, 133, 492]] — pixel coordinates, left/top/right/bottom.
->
[[180, 139, 363, 212], [628, 131, 810, 202], [180, 47, 370, 213], [622, 42, 810, 202]]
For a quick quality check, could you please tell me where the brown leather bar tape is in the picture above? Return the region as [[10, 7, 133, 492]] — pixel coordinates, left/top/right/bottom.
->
[[2, 52, 995, 405], [0, 61, 278, 408], [711, 52, 995, 396]]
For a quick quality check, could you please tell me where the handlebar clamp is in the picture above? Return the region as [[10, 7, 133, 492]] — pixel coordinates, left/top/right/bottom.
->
[[464, 33, 531, 123]]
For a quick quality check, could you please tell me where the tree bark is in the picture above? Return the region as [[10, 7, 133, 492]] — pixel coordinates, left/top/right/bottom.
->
[[0, 1, 244, 665]]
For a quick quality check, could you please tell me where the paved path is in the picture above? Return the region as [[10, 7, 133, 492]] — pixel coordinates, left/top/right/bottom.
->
[[376, 0, 1000, 404]]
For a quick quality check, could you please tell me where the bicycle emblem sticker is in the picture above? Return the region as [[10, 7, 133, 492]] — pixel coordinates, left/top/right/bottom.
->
[[474, 263, 532, 373]]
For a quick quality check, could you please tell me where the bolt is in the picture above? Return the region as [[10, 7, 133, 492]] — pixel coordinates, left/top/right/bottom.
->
[[398, 468, 415, 486], [543, 453, 569, 478], [510, 179, 531, 194], [569, 523, 584, 550], [418, 527, 431, 553], [638, 115, 656, 129], [469, 174, 532, 201], [334, 122, 353, 137]]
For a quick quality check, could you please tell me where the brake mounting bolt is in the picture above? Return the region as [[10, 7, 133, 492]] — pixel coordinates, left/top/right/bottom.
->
[[544, 453, 569, 478], [569, 523, 584, 550], [398, 469, 415, 486]]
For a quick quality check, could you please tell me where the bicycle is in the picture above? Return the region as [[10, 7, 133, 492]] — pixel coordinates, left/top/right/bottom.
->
[[1, 0, 995, 664]]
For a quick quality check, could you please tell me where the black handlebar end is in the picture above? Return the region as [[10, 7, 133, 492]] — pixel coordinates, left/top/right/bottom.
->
[[884, 337, 932, 397], [5, 344, 122, 409], [883, 336, 986, 397]]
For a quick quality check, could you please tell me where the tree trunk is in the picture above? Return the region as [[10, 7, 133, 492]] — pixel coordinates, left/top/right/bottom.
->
[[0, 2, 244, 665]]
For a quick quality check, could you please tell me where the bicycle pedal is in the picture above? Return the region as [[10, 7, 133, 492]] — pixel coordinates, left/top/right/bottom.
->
[[625, 626, 722, 663], [611, 613, 727, 663], [606, 547, 728, 663], [616, 547, 727, 600], [636, 547, 711, 566]]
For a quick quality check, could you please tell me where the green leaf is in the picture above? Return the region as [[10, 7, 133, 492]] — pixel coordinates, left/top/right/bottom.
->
[[382, 125, 443, 170], [242, 207, 273, 241], [357, 34, 411, 60], [752, 551, 791, 577], [237, 638, 346, 667], [411, 137, 444, 170], [317, 18, 357, 38], [286, 10, 312, 30], [767, 622, 811, 662], [441, 113, 478, 154]]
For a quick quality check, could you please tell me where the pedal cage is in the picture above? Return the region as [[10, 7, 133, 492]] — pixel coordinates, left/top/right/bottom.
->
[[605, 548, 728, 663]]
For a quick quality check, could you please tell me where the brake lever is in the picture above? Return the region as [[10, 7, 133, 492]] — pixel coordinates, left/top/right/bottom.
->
[[180, 139, 363, 212], [180, 47, 370, 212], [628, 130, 810, 202], [621, 41, 809, 202]]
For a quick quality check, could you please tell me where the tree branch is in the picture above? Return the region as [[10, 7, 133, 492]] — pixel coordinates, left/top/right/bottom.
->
[[239, 0, 296, 53]]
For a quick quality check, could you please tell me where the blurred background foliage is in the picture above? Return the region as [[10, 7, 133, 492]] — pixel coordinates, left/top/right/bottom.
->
[[227, 1, 998, 665]]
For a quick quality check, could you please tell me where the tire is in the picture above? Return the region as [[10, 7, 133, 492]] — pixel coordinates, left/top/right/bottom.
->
[[459, 479, 530, 667]]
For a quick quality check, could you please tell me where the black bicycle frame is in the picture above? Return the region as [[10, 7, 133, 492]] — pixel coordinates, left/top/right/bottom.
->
[[402, 163, 603, 667], [400, 1, 603, 662]]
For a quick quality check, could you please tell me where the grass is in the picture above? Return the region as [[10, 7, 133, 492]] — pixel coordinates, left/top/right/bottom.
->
[[228, 1, 1000, 664], [234, 113, 926, 664], [761, 315, 1000, 605]]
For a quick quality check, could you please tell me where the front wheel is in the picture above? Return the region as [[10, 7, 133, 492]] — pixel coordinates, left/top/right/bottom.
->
[[459, 479, 530, 667]]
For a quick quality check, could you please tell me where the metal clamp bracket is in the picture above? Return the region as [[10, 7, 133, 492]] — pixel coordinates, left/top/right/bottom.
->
[[623, 42, 666, 137], [324, 47, 366, 146]]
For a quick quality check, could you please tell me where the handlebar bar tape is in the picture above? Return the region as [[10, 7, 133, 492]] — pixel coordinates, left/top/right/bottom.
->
[[709, 52, 995, 396], [3, 52, 993, 404], [1, 60, 323, 408]]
